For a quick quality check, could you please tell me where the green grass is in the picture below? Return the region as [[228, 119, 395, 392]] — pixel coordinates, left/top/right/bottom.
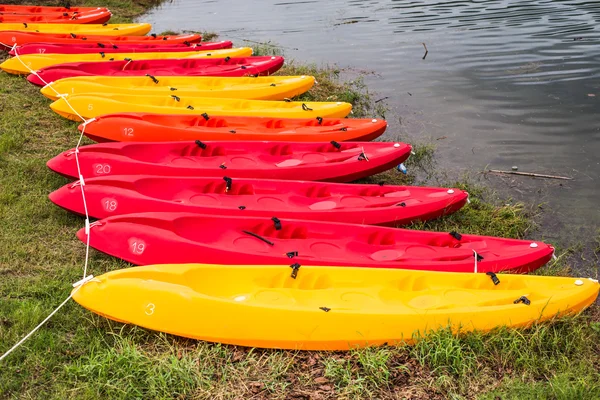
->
[[0, 1, 599, 399]]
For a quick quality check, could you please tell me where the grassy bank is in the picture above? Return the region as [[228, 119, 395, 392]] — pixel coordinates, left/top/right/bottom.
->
[[1, 2, 599, 399]]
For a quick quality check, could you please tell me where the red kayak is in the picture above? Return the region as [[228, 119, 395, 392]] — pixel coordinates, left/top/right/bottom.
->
[[27, 56, 285, 86], [77, 212, 554, 273], [78, 113, 388, 143], [50, 175, 468, 226], [0, 5, 104, 13], [10, 41, 233, 56], [47, 141, 412, 182], [0, 9, 111, 24], [0, 32, 201, 51]]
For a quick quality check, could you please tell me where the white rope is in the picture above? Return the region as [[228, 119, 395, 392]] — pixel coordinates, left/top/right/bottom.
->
[[0, 45, 97, 361], [0, 286, 80, 363]]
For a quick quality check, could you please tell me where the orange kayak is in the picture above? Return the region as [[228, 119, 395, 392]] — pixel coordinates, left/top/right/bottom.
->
[[0, 9, 111, 24], [0, 32, 201, 50], [78, 113, 388, 143]]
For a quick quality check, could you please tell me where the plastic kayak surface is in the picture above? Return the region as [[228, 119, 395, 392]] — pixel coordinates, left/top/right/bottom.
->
[[28, 56, 284, 86], [0, 5, 104, 13], [1, 47, 253, 74], [0, 22, 150, 35], [76, 212, 554, 274], [0, 32, 201, 49], [10, 41, 232, 56], [77, 113, 386, 143], [41, 75, 315, 101], [49, 92, 351, 120], [47, 141, 411, 182], [50, 175, 468, 225], [72, 264, 598, 350], [0, 9, 111, 24]]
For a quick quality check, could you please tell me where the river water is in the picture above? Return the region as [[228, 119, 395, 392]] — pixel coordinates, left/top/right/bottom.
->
[[140, 0, 599, 247]]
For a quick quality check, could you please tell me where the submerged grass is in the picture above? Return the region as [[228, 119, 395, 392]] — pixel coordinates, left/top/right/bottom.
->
[[0, 1, 598, 399]]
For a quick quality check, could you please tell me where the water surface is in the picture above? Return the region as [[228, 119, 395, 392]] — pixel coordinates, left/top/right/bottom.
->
[[141, 0, 600, 245]]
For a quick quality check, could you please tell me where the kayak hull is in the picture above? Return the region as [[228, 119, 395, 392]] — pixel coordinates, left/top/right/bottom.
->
[[2, 47, 253, 74], [49, 93, 351, 120], [27, 56, 285, 86], [72, 263, 599, 350], [49, 175, 468, 226], [10, 41, 233, 56], [75, 212, 554, 274], [0, 23, 151, 36], [0, 9, 112, 24], [0, 32, 201, 50], [41, 75, 315, 101], [47, 141, 411, 183], [78, 113, 387, 143]]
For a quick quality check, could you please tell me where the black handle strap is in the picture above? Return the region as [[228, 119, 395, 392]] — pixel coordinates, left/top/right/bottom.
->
[[486, 272, 500, 285], [242, 230, 274, 246], [330, 141, 341, 150], [146, 74, 159, 84], [194, 140, 206, 149], [223, 176, 232, 192], [290, 263, 301, 279], [449, 231, 462, 241], [513, 296, 531, 305], [272, 217, 282, 230]]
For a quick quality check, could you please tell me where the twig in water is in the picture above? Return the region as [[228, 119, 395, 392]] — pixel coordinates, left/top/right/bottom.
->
[[422, 43, 428, 60], [375, 97, 389, 103], [488, 170, 573, 180]]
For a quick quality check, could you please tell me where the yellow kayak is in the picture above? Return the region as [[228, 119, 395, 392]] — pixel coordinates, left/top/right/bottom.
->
[[40, 75, 316, 101], [72, 264, 600, 350], [0, 23, 150, 36], [50, 93, 352, 120], [0, 47, 253, 75]]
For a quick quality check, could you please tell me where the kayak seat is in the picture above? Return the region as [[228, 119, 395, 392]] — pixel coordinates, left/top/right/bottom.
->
[[305, 185, 331, 198], [367, 231, 396, 246], [198, 180, 253, 195], [193, 117, 228, 128], [317, 143, 348, 153], [253, 222, 308, 240], [266, 120, 285, 129], [127, 62, 151, 71], [359, 188, 383, 197], [305, 119, 341, 127], [428, 237, 462, 248], [269, 144, 293, 156], [184, 144, 226, 157], [182, 60, 204, 69]]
